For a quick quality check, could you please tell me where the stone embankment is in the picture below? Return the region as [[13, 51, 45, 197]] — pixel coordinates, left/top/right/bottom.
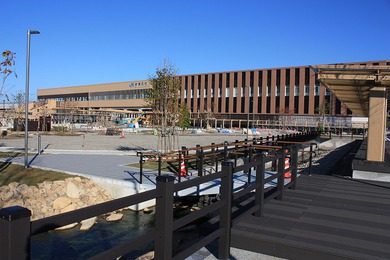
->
[[0, 177, 124, 230]]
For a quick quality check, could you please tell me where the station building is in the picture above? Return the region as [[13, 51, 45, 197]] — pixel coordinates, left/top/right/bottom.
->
[[36, 60, 389, 128]]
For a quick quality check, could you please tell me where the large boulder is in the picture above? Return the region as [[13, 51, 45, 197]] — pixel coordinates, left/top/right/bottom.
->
[[66, 182, 84, 199], [53, 196, 72, 210]]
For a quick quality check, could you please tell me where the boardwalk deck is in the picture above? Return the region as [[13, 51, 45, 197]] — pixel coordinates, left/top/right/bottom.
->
[[230, 174, 390, 260]]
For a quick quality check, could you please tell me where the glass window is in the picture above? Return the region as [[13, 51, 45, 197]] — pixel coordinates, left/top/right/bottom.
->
[[294, 85, 299, 96], [285, 85, 290, 96], [304, 85, 309, 96]]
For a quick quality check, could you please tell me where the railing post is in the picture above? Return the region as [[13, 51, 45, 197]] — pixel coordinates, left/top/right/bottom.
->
[[0, 206, 32, 260], [154, 175, 175, 260], [219, 162, 233, 260], [211, 143, 216, 167], [254, 154, 265, 217], [223, 141, 228, 162], [158, 154, 162, 176], [248, 146, 253, 183], [198, 147, 204, 176], [196, 145, 202, 176], [234, 140, 239, 167], [308, 143, 314, 176], [276, 149, 285, 200], [177, 152, 181, 181], [290, 146, 298, 190], [138, 152, 143, 184], [181, 146, 187, 176]]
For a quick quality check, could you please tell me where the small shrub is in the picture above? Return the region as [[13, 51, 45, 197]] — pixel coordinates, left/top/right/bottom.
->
[[52, 126, 69, 132]]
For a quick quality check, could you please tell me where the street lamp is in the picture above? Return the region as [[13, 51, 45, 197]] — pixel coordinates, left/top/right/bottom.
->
[[25, 30, 40, 168]]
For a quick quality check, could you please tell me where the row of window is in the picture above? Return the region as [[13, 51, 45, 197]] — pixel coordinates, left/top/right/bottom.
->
[[39, 89, 150, 102], [89, 89, 149, 101], [184, 84, 331, 98]]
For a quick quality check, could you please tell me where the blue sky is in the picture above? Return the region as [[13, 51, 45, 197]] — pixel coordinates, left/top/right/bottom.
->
[[1, 0, 390, 100]]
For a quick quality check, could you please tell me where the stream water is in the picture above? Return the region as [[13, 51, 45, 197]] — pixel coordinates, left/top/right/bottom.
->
[[31, 210, 155, 259]]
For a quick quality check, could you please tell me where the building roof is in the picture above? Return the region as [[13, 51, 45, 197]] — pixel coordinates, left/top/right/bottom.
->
[[312, 64, 390, 117]]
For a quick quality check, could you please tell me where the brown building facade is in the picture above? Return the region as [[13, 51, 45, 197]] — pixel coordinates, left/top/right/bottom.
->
[[37, 60, 389, 126]]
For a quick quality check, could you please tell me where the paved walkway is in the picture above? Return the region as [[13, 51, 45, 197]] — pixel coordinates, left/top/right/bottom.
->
[[6, 153, 139, 181]]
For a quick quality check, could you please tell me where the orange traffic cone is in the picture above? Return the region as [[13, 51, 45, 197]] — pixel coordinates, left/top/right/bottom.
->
[[120, 131, 125, 138], [180, 154, 187, 177], [284, 157, 291, 178]]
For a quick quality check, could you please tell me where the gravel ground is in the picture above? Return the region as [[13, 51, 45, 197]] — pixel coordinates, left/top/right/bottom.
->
[[0, 132, 272, 152]]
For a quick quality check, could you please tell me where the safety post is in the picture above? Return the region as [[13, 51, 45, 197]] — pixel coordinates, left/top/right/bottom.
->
[[37, 133, 41, 154]]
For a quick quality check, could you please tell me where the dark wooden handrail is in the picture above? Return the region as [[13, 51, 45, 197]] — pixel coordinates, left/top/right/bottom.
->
[[0, 137, 304, 259]]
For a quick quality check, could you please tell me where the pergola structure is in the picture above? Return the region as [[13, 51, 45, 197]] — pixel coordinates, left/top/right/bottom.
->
[[312, 63, 390, 162]]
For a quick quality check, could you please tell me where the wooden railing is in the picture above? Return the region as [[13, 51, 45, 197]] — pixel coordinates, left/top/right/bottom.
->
[[0, 144, 299, 259]]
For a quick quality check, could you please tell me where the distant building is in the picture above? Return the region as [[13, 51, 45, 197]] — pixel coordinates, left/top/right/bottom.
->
[[36, 60, 389, 128]]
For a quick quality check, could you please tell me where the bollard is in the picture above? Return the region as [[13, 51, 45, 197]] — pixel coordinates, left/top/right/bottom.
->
[[38, 133, 41, 154], [0, 206, 32, 259]]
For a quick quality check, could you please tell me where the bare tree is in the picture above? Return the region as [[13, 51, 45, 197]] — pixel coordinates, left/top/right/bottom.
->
[[62, 100, 79, 132], [277, 107, 295, 129], [315, 100, 330, 133], [147, 62, 181, 153], [1, 50, 17, 97], [10, 91, 25, 133]]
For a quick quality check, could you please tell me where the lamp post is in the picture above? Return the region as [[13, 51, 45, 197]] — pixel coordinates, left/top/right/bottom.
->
[[25, 30, 40, 168]]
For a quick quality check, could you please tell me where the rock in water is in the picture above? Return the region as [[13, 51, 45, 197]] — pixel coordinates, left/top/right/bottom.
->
[[143, 207, 153, 214], [55, 222, 78, 231], [106, 213, 123, 222], [80, 217, 97, 231]]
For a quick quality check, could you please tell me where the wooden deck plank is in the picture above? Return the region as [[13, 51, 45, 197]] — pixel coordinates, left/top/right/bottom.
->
[[231, 174, 390, 259]]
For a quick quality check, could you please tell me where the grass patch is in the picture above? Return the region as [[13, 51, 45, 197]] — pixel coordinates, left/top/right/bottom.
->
[[128, 161, 180, 173], [127, 158, 207, 173], [0, 152, 78, 186]]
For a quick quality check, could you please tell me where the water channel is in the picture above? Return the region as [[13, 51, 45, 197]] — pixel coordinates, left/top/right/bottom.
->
[[31, 210, 155, 259]]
